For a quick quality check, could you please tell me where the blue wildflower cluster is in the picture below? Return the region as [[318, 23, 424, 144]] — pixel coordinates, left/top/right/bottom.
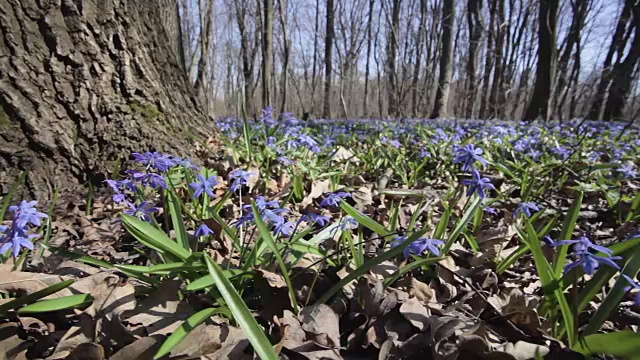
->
[[0, 201, 48, 258]]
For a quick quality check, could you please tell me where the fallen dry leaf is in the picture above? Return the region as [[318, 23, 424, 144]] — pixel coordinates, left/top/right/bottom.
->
[[122, 279, 192, 336], [400, 297, 431, 331], [299, 304, 341, 348]]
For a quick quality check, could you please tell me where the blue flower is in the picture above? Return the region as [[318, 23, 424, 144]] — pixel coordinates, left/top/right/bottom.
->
[[551, 146, 571, 160], [189, 174, 218, 199], [132, 152, 174, 172], [483, 207, 498, 215], [563, 252, 621, 275], [339, 216, 358, 230], [194, 223, 214, 237], [391, 236, 444, 258], [453, 144, 487, 171], [229, 169, 255, 192], [124, 201, 159, 223], [0, 227, 38, 258], [303, 213, 331, 227], [320, 192, 351, 208], [250, 196, 280, 211], [547, 236, 613, 256], [622, 274, 640, 305], [513, 202, 539, 218], [618, 164, 637, 179], [273, 220, 295, 237], [278, 156, 295, 166], [461, 169, 495, 199], [9, 200, 48, 228]]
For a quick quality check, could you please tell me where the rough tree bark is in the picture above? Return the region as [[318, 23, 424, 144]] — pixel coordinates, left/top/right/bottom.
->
[[465, 0, 483, 118], [386, 0, 401, 117], [430, 0, 455, 119], [262, 0, 274, 109], [323, 0, 335, 118], [0, 0, 213, 200], [523, 0, 559, 121]]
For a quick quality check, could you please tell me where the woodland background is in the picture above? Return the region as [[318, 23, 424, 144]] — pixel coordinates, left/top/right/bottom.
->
[[171, 0, 640, 122]]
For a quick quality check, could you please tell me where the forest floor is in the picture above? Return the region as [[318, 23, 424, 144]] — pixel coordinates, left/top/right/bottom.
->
[[1, 115, 639, 360]]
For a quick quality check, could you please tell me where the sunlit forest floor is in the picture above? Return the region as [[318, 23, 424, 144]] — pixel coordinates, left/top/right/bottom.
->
[[1, 112, 639, 359]]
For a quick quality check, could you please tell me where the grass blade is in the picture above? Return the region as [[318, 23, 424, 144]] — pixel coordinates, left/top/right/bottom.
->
[[154, 307, 227, 359], [121, 214, 191, 261], [250, 203, 299, 313], [0, 279, 74, 316], [167, 191, 190, 251], [552, 191, 583, 277], [573, 331, 640, 358], [17, 294, 92, 314], [340, 201, 391, 236], [204, 255, 278, 360], [316, 226, 431, 305]]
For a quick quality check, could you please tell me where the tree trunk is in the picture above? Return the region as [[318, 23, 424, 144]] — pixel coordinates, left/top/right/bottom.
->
[[488, 0, 505, 119], [363, 0, 374, 117], [386, 0, 401, 117], [323, 0, 335, 118], [411, 0, 427, 117], [262, 0, 273, 109], [588, 0, 634, 120], [235, 0, 256, 117], [0, 0, 212, 200], [602, 1, 640, 121], [277, 0, 290, 114], [430, 0, 455, 119], [466, 0, 483, 118], [523, 0, 559, 121]]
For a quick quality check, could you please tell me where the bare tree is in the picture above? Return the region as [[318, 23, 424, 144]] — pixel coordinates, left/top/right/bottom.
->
[[262, 0, 274, 109], [277, 0, 291, 113], [523, 0, 559, 121], [430, 0, 455, 118], [363, 0, 375, 116], [466, 0, 483, 118], [323, 0, 336, 118], [385, 0, 402, 116]]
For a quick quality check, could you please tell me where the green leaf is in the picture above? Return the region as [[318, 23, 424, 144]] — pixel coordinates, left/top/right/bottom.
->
[[0, 171, 26, 222], [582, 247, 640, 335], [523, 220, 575, 345], [185, 269, 247, 291], [496, 244, 528, 274], [383, 257, 443, 288], [167, 191, 190, 251], [340, 201, 391, 236], [121, 214, 191, 261], [0, 279, 74, 316], [17, 294, 92, 314], [154, 307, 226, 359], [204, 255, 278, 360], [250, 203, 299, 313], [553, 191, 583, 277], [316, 226, 431, 304], [443, 196, 482, 253], [573, 331, 640, 359]]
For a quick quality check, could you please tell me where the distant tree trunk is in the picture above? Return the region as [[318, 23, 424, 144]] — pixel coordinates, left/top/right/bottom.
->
[[194, 0, 213, 103], [323, 0, 335, 118], [311, 0, 321, 113], [235, 0, 256, 117], [602, 1, 640, 121], [488, 0, 505, 119], [411, 0, 428, 117], [523, 0, 559, 121], [555, 0, 589, 120], [363, 0, 375, 116], [479, 0, 495, 119], [430, 0, 455, 119], [466, 0, 483, 118], [385, 0, 401, 117], [588, 0, 634, 120], [277, 0, 290, 114], [262, 0, 274, 109], [0, 0, 212, 200]]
